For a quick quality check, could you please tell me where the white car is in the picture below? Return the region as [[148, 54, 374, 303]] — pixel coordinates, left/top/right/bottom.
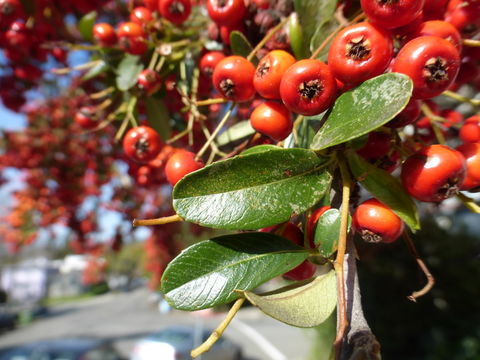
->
[[130, 325, 243, 360]]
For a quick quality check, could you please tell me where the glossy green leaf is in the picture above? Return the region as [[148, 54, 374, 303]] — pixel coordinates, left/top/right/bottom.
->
[[161, 232, 309, 311], [146, 97, 171, 141], [116, 55, 144, 91], [310, 18, 339, 62], [288, 13, 307, 60], [314, 209, 351, 257], [173, 148, 332, 230], [217, 120, 255, 146], [242, 270, 337, 327], [347, 151, 420, 231], [241, 144, 281, 156], [310, 73, 413, 150], [82, 60, 109, 81], [230, 31, 257, 65], [294, 0, 338, 57], [78, 11, 97, 42]]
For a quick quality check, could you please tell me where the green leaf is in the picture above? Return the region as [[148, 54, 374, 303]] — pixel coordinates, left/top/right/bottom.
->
[[347, 151, 420, 231], [242, 270, 337, 327], [161, 232, 309, 311], [241, 144, 281, 156], [314, 209, 351, 257], [288, 13, 307, 60], [294, 0, 338, 57], [217, 120, 256, 146], [230, 31, 257, 65], [146, 97, 171, 141], [78, 11, 97, 42], [116, 55, 144, 91], [173, 148, 332, 230], [310, 18, 339, 62], [82, 60, 109, 81], [310, 73, 413, 151]]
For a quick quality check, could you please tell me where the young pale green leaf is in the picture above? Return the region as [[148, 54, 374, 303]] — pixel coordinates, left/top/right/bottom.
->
[[241, 144, 280, 155], [82, 61, 109, 81], [347, 151, 420, 231], [294, 0, 338, 57], [217, 120, 255, 146], [173, 148, 332, 230], [310, 18, 339, 62], [146, 97, 171, 141], [242, 270, 337, 327], [314, 209, 351, 257], [161, 232, 309, 311], [78, 11, 97, 42], [116, 55, 144, 91], [230, 31, 257, 64], [288, 13, 307, 60], [310, 73, 413, 150]]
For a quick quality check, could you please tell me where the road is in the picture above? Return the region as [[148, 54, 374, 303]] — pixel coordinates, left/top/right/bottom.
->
[[0, 288, 316, 360]]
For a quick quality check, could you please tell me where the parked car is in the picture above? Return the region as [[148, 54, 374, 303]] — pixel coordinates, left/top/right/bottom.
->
[[0, 337, 124, 360], [130, 325, 242, 360]]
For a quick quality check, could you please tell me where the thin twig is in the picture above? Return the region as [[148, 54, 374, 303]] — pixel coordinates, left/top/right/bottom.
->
[[90, 86, 115, 100], [191, 298, 245, 358], [442, 90, 480, 107], [420, 103, 446, 144], [196, 98, 227, 107], [403, 231, 435, 302], [247, 16, 289, 62], [463, 38, 480, 47], [133, 214, 183, 227], [457, 192, 480, 213]]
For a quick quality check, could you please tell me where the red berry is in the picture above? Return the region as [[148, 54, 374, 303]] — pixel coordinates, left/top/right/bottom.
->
[[283, 261, 316, 281], [130, 7, 154, 25], [408, 20, 462, 51], [360, 0, 424, 29], [199, 51, 226, 78], [440, 109, 463, 128], [74, 106, 97, 129], [328, 22, 393, 86], [165, 150, 204, 186], [386, 98, 421, 128], [392, 36, 460, 99], [250, 101, 292, 141], [352, 198, 404, 243], [456, 142, 480, 190], [401, 144, 467, 202], [137, 69, 162, 95], [117, 22, 148, 55], [356, 131, 391, 161], [207, 0, 246, 27], [93, 23, 117, 46], [460, 116, 480, 143], [5, 21, 30, 48], [279, 59, 337, 116], [158, 0, 192, 25], [254, 50, 296, 100], [123, 126, 163, 163], [117, 21, 146, 38], [212, 56, 256, 102], [219, 22, 245, 45]]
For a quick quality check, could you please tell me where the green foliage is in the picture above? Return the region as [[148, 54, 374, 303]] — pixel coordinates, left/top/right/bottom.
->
[[146, 97, 171, 141], [173, 148, 332, 230], [78, 11, 97, 42], [314, 209, 351, 257], [230, 31, 255, 63], [116, 55, 145, 91], [161, 232, 309, 311]]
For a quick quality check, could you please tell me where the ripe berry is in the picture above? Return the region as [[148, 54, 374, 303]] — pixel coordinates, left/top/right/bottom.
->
[[165, 150, 204, 186], [207, 0, 247, 27], [219, 22, 245, 45], [159, 0, 192, 25], [5, 21, 30, 49], [386, 98, 421, 128], [459, 116, 480, 143], [254, 50, 296, 100], [130, 7, 154, 25], [199, 51, 226, 78], [74, 107, 97, 129], [0, 0, 22, 26], [456, 143, 480, 191], [137, 69, 162, 95], [356, 131, 391, 161], [250, 101, 292, 141], [360, 0, 424, 29], [123, 126, 163, 163], [328, 22, 393, 86], [401, 144, 467, 202], [408, 20, 462, 51], [117, 21, 146, 38], [212, 56, 256, 102], [392, 36, 460, 99], [352, 198, 404, 243], [93, 23, 117, 46], [279, 59, 337, 116], [117, 22, 148, 55]]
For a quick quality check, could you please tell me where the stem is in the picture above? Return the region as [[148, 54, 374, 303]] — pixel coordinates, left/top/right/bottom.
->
[[403, 232, 435, 302], [442, 90, 480, 107], [132, 214, 183, 227], [457, 192, 480, 213], [247, 16, 289, 62], [463, 38, 480, 47], [52, 60, 103, 75], [90, 86, 115, 100], [420, 103, 446, 144], [334, 156, 352, 359], [196, 98, 227, 107], [148, 50, 160, 70], [196, 103, 236, 160], [191, 298, 245, 358]]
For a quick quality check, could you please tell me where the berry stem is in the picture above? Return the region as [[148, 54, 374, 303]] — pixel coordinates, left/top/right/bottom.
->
[[247, 16, 289, 62], [51, 60, 103, 75], [457, 192, 480, 213], [333, 155, 352, 359], [190, 297, 245, 358], [463, 39, 480, 47], [420, 103, 446, 145], [442, 90, 480, 107], [132, 214, 183, 227], [196, 98, 227, 107], [89, 86, 115, 100], [402, 231, 435, 302]]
